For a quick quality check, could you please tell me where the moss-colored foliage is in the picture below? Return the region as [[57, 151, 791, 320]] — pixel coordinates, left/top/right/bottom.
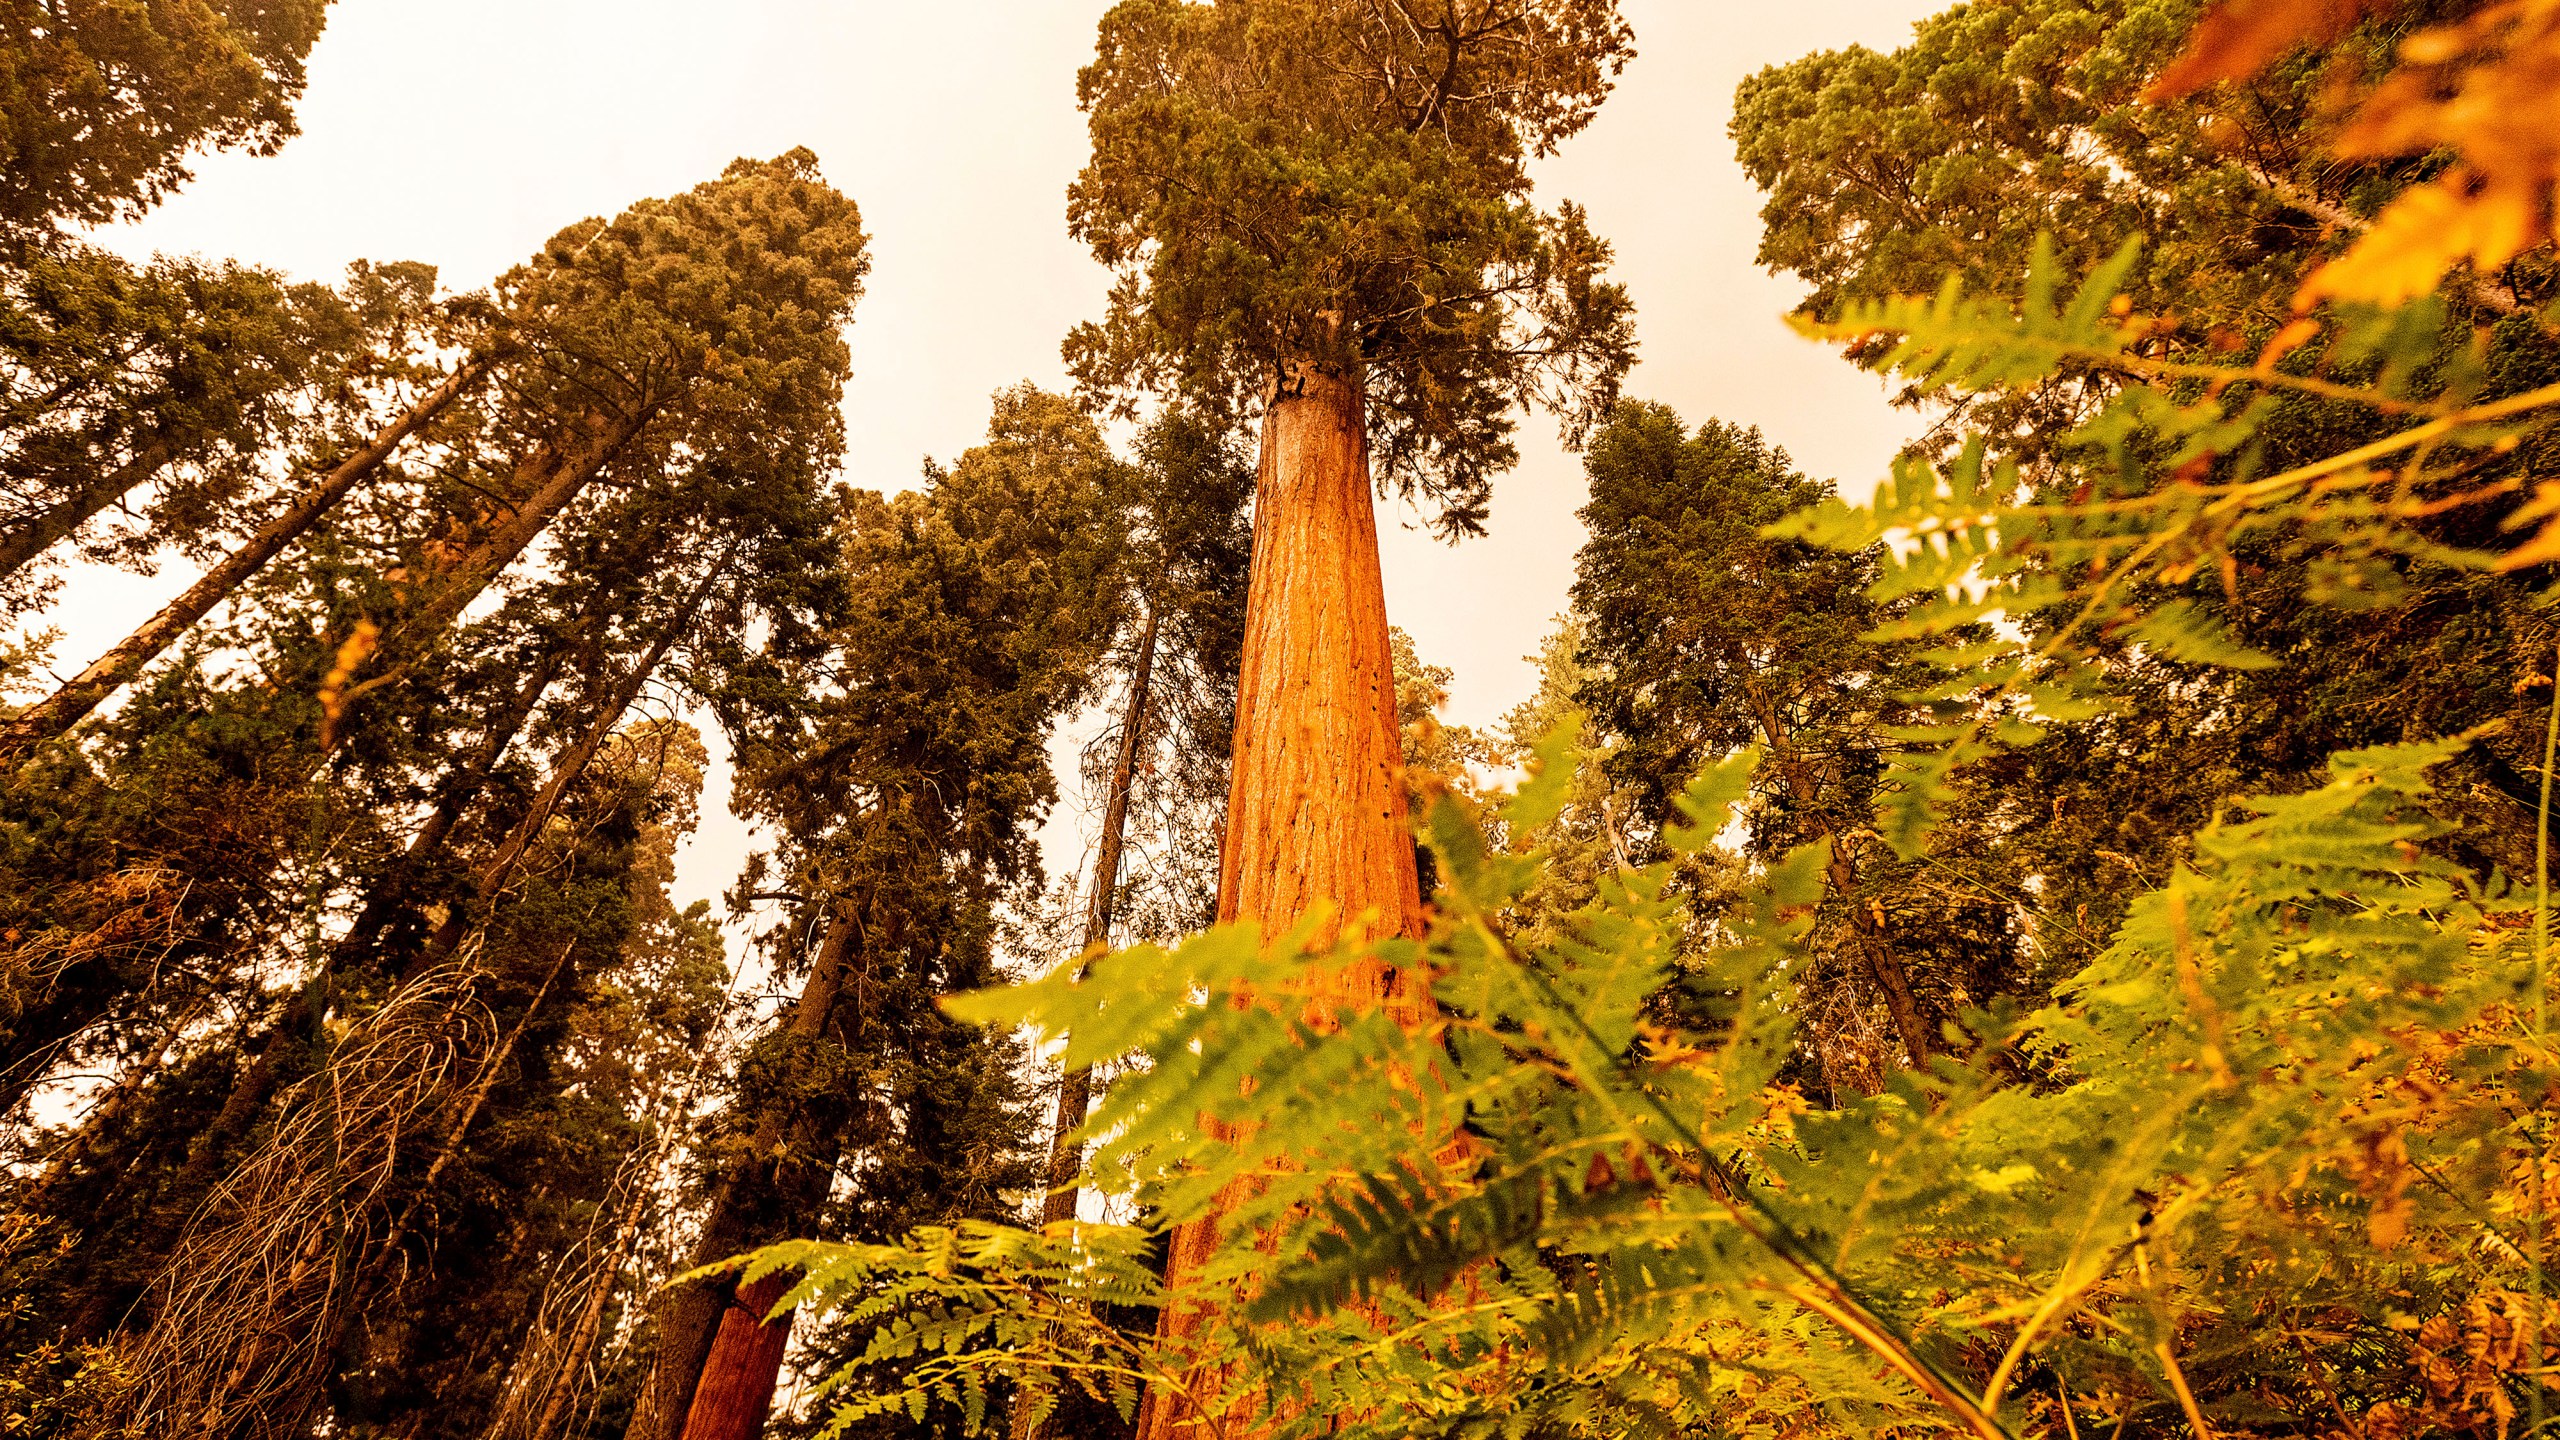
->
[[0, 0, 331, 236], [1066, 0, 1637, 534]]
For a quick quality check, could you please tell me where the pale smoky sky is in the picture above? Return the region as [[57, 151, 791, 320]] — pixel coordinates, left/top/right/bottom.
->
[[68, 0, 1944, 924]]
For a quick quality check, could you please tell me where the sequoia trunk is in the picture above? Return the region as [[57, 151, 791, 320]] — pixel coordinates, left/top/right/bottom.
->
[[1134, 361, 1424, 1440], [675, 1272, 798, 1440]]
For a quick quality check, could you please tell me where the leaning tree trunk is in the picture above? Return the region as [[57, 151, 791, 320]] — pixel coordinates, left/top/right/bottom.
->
[[414, 544, 734, 971], [328, 606, 602, 976], [1010, 605, 1161, 1440], [1134, 360, 1425, 1440], [0, 434, 179, 589], [0, 358, 493, 765], [391, 404, 658, 653], [633, 913, 858, 1440], [1039, 604, 1160, 1230]]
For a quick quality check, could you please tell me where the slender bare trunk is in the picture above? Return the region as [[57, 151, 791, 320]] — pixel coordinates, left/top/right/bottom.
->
[[1041, 604, 1160, 1229], [0, 436, 178, 589], [1827, 847, 1932, 1069], [1009, 607, 1162, 1440], [0, 359, 493, 764], [330, 615, 596, 975], [514, 1164, 651, 1440], [1134, 360, 1424, 1440]]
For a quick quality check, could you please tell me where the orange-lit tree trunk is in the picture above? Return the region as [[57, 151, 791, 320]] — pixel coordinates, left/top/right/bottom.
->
[[675, 1271, 798, 1440], [1134, 361, 1425, 1440]]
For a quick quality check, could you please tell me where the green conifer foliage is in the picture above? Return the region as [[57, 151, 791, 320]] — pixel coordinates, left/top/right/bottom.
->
[[0, 248, 382, 610], [1067, 0, 1637, 534], [1728, 0, 2555, 344], [0, 0, 332, 236], [1733, 0, 2560, 963], [1570, 401, 2020, 1079], [0, 153, 865, 1130], [633, 389, 1124, 1440]]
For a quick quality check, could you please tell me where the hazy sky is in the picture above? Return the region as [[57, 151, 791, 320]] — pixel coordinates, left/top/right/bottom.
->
[[75, 0, 1946, 921]]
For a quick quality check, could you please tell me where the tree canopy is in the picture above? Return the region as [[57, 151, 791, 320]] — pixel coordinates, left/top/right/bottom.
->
[[0, 0, 332, 237], [1066, 0, 1637, 533]]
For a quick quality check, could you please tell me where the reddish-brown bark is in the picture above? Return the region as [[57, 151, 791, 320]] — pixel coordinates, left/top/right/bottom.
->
[[1134, 362, 1425, 1440], [677, 1271, 799, 1440]]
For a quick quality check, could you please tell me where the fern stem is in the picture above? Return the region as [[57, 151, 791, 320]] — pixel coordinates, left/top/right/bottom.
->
[[2153, 1338, 2216, 1440], [2534, 640, 2558, 1438], [1445, 904, 2014, 1440]]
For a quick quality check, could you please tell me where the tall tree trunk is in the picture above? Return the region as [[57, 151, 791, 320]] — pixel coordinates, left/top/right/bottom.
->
[[1040, 603, 1159, 1230], [1134, 360, 1424, 1440], [511, 1158, 653, 1440], [634, 913, 857, 1440], [0, 435, 178, 589], [392, 404, 657, 652], [1738, 681, 1932, 1070], [675, 1272, 797, 1440], [1010, 606, 1161, 1440], [330, 608, 601, 975], [0, 358, 493, 764], [416, 545, 731, 970]]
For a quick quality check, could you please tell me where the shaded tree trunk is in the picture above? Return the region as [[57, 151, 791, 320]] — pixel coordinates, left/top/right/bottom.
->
[[0, 358, 493, 764], [1738, 679, 1933, 1070], [1135, 360, 1424, 1440], [330, 607, 603, 976], [417, 544, 732, 970], [0, 434, 178, 588], [1040, 603, 1159, 1231], [1011, 606, 1161, 1440], [676, 1272, 797, 1440]]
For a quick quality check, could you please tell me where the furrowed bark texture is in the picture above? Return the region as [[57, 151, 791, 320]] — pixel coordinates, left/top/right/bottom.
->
[[0, 358, 492, 764], [1135, 363, 1425, 1440], [677, 1271, 798, 1440]]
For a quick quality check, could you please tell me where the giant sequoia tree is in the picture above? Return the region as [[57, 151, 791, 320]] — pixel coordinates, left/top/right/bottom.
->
[[1066, 9, 1634, 1423]]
